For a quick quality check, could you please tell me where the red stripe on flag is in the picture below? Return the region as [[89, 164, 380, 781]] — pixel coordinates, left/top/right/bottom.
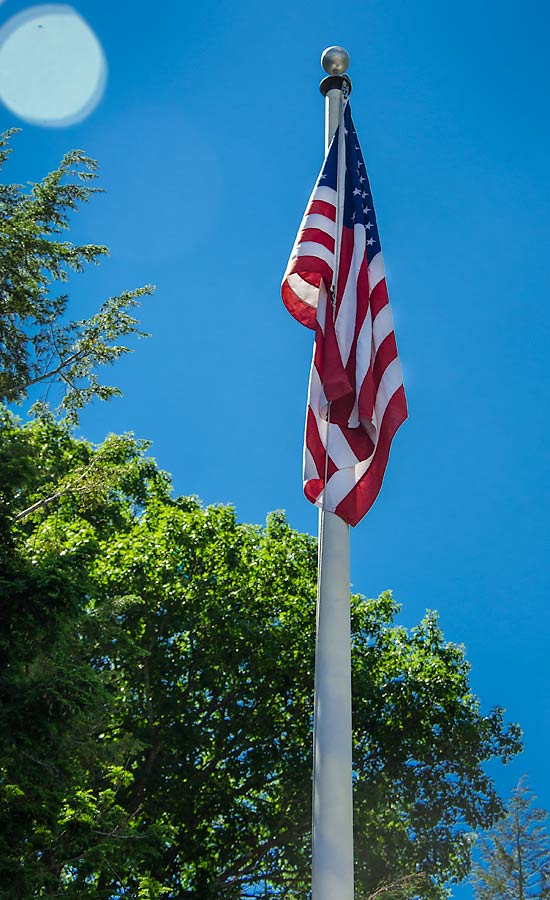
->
[[305, 479, 324, 504], [322, 310, 353, 403], [340, 424, 375, 462], [308, 199, 336, 220], [373, 332, 398, 392], [369, 277, 389, 318], [282, 257, 333, 330], [288, 255, 333, 291], [335, 386, 408, 526], [281, 280, 318, 329], [299, 227, 335, 253]]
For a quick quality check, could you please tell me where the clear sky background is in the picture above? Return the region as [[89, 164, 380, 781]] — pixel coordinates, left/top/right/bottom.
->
[[1, 0, 549, 894]]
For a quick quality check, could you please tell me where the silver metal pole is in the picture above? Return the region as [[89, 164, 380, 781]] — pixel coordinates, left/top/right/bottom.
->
[[311, 46, 354, 900]]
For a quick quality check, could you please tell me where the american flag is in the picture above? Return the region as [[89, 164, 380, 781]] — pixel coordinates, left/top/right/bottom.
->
[[282, 101, 407, 526]]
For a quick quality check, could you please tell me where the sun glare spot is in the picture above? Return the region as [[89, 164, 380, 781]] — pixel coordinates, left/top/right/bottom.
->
[[0, 4, 107, 127]]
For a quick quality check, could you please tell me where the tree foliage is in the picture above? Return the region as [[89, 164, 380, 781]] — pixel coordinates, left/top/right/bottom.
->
[[472, 777, 550, 900], [0, 130, 153, 420], [0, 411, 522, 900]]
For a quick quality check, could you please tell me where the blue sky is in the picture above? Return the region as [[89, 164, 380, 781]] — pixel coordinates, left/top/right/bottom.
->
[[1, 0, 549, 893]]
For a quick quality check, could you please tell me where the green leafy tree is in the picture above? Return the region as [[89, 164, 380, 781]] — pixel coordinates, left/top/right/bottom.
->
[[0, 408, 170, 897], [0, 411, 522, 900], [472, 777, 550, 900], [0, 130, 153, 420]]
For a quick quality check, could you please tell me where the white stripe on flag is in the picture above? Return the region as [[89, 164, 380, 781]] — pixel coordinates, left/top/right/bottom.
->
[[286, 273, 319, 308], [368, 251, 385, 295], [292, 241, 334, 268], [303, 213, 337, 239], [325, 422, 361, 468], [315, 283, 328, 333], [304, 445, 319, 480], [372, 303, 395, 354], [319, 458, 368, 511], [374, 357, 404, 422], [312, 186, 338, 206]]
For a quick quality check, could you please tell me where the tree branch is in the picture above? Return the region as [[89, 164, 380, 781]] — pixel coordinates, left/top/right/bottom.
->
[[15, 444, 107, 521], [366, 872, 426, 900], [15, 348, 85, 394]]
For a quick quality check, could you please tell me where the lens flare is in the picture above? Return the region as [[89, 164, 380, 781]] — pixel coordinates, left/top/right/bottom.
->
[[0, 4, 107, 127]]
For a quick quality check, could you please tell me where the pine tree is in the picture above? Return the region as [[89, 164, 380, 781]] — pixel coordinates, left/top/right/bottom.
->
[[0, 130, 153, 421], [473, 777, 550, 900]]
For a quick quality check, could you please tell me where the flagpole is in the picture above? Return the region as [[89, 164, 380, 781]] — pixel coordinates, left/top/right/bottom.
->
[[312, 46, 354, 900]]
